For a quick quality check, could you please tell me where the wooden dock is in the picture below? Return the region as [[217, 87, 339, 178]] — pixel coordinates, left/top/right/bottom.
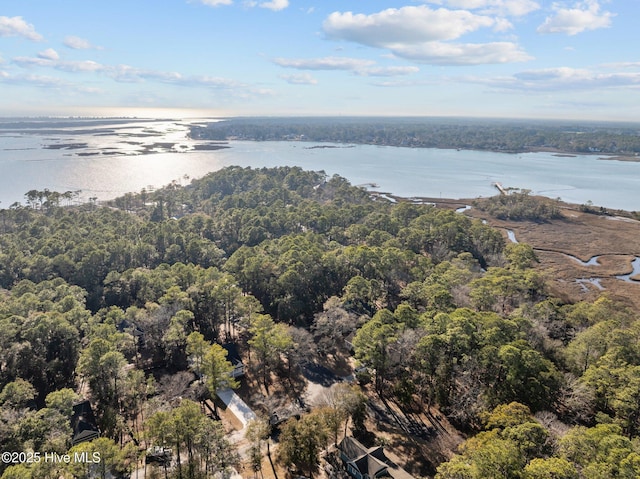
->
[[493, 182, 507, 195]]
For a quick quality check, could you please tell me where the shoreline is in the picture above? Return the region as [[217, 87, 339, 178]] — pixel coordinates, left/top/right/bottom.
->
[[368, 190, 639, 219], [3, 133, 639, 211], [213, 137, 640, 161], [598, 155, 640, 162]]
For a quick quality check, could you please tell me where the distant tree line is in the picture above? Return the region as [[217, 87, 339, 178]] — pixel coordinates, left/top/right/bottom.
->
[[190, 117, 640, 155]]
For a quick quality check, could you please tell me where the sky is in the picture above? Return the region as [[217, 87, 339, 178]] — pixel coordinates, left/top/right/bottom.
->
[[1, 0, 639, 120]]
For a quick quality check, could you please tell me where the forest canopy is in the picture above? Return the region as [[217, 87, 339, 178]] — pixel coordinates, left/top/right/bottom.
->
[[1, 166, 638, 478]]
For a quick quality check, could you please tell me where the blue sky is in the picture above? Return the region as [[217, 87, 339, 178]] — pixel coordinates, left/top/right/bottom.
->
[[1, 0, 638, 119]]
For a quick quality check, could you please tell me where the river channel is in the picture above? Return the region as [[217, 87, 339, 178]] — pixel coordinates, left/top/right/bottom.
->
[[2, 118, 640, 210]]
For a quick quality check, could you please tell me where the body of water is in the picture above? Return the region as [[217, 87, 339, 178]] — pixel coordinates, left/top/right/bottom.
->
[[1, 118, 639, 211]]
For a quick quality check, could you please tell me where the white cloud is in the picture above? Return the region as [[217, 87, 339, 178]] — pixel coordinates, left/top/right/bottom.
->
[[243, 0, 288, 10], [515, 66, 592, 81], [0, 70, 105, 96], [188, 75, 244, 89], [280, 73, 318, 85], [514, 67, 640, 88], [356, 66, 420, 77], [0, 16, 43, 41], [391, 41, 532, 65], [259, 0, 289, 11], [104, 64, 140, 82], [0, 72, 68, 88], [38, 48, 59, 61], [196, 0, 234, 6], [602, 62, 640, 69], [11, 52, 246, 89], [57, 60, 104, 73], [323, 6, 497, 46], [273, 56, 376, 71], [105, 67, 188, 84], [14, 55, 104, 72], [493, 17, 514, 32], [243, 87, 277, 98], [274, 56, 420, 77], [370, 78, 438, 87], [88, 62, 263, 95], [9, 50, 271, 100], [13, 56, 52, 68], [208, 0, 288, 10], [537, 0, 614, 35], [466, 66, 640, 91], [322, 6, 531, 66], [433, 0, 540, 17], [63, 36, 100, 50]]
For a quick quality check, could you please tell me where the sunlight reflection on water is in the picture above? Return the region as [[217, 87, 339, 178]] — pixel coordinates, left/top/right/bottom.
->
[[1, 119, 639, 210]]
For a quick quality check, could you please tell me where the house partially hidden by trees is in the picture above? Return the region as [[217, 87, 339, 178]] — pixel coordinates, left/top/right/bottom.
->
[[71, 400, 100, 445], [222, 342, 245, 378], [338, 436, 414, 479]]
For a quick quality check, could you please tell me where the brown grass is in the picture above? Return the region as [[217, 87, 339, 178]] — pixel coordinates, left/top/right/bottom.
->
[[464, 203, 640, 308]]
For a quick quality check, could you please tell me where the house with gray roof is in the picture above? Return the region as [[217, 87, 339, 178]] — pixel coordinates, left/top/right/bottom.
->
[[338, 436, 415, 479], [339, 436, 388, 479]]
